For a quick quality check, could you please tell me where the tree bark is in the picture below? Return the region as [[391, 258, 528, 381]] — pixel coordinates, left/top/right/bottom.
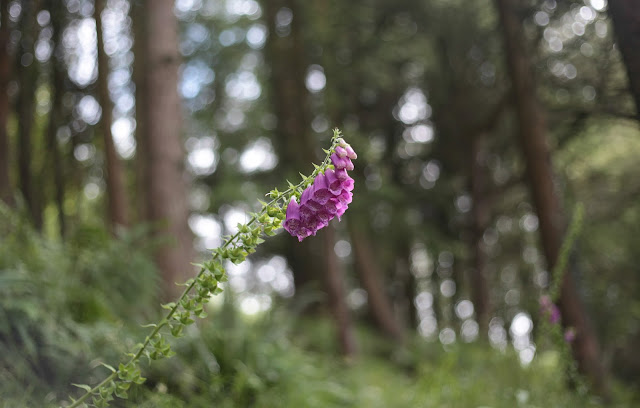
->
[[262, 0, 357, 354], [138, 0, 193, 298], [469, 132, 492, 336], [349, 221, 404, 342], [16, 0, 42, 229], [608, 0, 640, 121], [95, 0, 129, 231], [495, 0, 607, 395], [0, 1, 13, 205], [131, 0, 148, 223], [44, 0, 67, 237], [263, 0, 322, 292], [262, 0, 315, 167]]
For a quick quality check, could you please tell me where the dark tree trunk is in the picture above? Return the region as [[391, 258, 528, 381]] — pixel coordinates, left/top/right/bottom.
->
[[469, 133, 492, 336], [349, 221, 405, 342], [0, 1, 13, 205], [262, 0, 320, 292], [138, 0, 193, 298], [495, 0, 608, 395], [131, 0, 148, 223], [608, 0, 640, 121], [16, 0, 42, 229], [321, 225, 357, 356], [95, 0, 129, 231], [396, 240, 417, 330], [262, 0, 356, 354], [45, 0, 66, 237], [262, 0, 315, 167]]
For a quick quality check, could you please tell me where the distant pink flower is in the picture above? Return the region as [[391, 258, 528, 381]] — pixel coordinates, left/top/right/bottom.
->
[[539, 295, 561, 324], [283, 143, 356, 241], [564, 327, 576, 343]]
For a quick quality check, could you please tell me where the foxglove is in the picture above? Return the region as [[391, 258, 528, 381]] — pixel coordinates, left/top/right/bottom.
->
[[283, 139, 357, 241]]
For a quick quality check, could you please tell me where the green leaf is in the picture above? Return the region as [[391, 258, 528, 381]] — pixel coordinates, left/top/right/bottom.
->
[[99, 363, 117, 373], [114, 387, 128, 399], [133, 376, 147, 385], [72, 383, 94, 393], [171, 324, 184, 338]]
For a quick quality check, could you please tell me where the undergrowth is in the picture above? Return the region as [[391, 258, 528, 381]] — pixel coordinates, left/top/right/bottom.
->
[[0, 207, 637, 407]]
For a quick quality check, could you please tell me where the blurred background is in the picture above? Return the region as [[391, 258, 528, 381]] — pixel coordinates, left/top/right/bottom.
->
[[1, 0, 640, 406]]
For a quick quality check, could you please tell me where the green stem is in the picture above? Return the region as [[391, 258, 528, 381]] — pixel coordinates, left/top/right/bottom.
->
[[549, 203, 585, 301]]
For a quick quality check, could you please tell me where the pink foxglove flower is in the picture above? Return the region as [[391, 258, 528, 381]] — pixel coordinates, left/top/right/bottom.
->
[[283, 142, 356, 241]]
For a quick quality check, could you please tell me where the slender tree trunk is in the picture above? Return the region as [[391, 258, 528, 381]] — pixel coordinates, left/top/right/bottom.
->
[[139, 0, 193, 298], [495, 0, 607, 395], [262, 0, 315, 167], [262, 0, 356, 353], [0, 1, 13, 205], [608, 0, 640, 121], [469, 132, 492, 336], [263, 0, 316, 293], [349, 221, 404, 342], [45, 0, 66, 237], [95, 0, 129, 230], [16, 0, 42, 229], [321, 225, 357, 356], [131, 0, 148, 223], [397, 240, 417, 330]]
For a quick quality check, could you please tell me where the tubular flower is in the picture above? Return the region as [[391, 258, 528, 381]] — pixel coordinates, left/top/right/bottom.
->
[[283, 141, 356, 241]]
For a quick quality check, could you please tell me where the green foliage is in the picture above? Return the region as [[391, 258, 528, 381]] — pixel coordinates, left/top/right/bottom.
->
[[0, 212, 636, 408], [117, 313, 634, 408], [0, 205, 158, 405]]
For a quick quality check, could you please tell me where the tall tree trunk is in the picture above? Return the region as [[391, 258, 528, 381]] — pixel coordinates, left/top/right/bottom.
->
[[45, 0, 66, 237], [608, 1, 640, 121], [95, 0, 129, 230], [262, 0, 356, 354], [495, 0, 607, 395], [139, 0, 193, 298], [349, 221, 404, 342], [396, 240, 417, 330], [0, 1, 13, 205], [131, 0, 148, 223], [16, 0, 42, 229], [262, 0, 315, 167], [262, 0, 322, 291], [321, 225, 357, 356], [469, 132, 492, 336]]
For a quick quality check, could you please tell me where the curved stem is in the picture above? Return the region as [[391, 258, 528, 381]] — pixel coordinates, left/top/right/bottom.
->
[[64, 132, 342, 408]]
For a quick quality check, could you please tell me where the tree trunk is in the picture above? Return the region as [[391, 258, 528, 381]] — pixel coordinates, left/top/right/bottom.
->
[[262, 0, 315, 167], [95, 0, 129, 231], [131, 0, 148, 223], [608, 0, 640, 121], [321, 225, 357, 356], [16, 0, 42, 229], [495, 0, 607, 395], [262, 0, 356, 354], [138, 0, 193, 298], [349, 221, 404, 342], [396, 240, 417, 330], [469, 132, 492, 336], [0, 1, 13, 205], [44, 0, 67, 237]]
